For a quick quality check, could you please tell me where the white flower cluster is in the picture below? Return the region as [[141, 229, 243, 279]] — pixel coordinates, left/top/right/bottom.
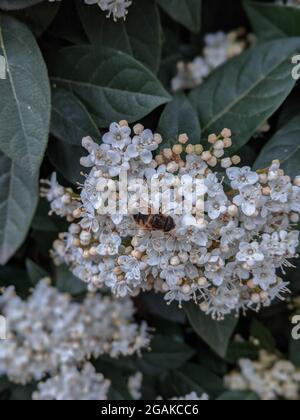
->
[[276, 0, 300, 7], [43, 121, 300, 320], [170, 392, 209, 401], [33, 363, 110, 401], [225, 350, 300, 400], [0, 279, 150, 385], [172, 29, 254, 92], [48, 0, 132, 21]]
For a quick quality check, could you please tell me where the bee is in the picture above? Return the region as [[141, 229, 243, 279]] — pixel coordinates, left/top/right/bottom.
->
[[133, 212, 176, 233]]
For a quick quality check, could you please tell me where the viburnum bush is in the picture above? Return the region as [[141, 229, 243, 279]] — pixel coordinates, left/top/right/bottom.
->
[[1, 0, 300, 401]]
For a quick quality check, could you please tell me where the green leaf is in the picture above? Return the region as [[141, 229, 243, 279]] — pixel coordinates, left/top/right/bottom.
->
[[189, 38, 300, 153], [158, 93, 201, 145], [157, 0, 201, 33], [76, 0, 162, 73], [165, 363, 224, 398], [226, 341, 258, 364], [217, 391, 259, 400], [135, 334, 195, 376], [0, 15, 51, 175], [184, 302, 238, 358], [289, 334, 300, 368], [244, 1, 300, 40], [0, 266, 32, 297], [254, 113, 300, 178], [12, 1, 61, 37], [0, 0, 42, 10], [47, 139, 84, 185], [56, 264, 87, 295], [250, 319, 276, 351], [140, 292, 186, 324], [25, 258, 48, 286], [51, 87, 99, 146], [51, 46, 171, 127], [0, 152, 38, 265]]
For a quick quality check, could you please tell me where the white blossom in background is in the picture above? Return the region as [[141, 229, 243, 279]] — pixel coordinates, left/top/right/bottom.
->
[[171, 29, 254, 92], [33, 363, 111, 401], [276, 0, 300, 7], [43, 121, 300, 321], [225, 350, 300, 400], [48, 0, 132, 20], [0, 279, 150, 384], [128, 372, 143, 400], [170, 392, 209, 400]]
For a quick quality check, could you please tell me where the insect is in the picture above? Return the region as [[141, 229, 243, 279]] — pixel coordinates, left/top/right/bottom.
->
[[133, 212, 176, 233]]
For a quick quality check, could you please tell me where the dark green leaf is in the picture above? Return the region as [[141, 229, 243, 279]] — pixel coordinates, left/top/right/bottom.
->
[[25, 259, 49, 286], [244, 1, 300, 40], [0, 152, 38, 265], [0, 15, 51, 175], [0, 266, 32, 297], [0, 0, 42, 10], [157, 0, 201, 33], [135, 334, 195, 375], [250, 319, 276, 351], [184, 302, 238, 358], [51, 46, 171, 127], [56, 264, 87, 295], [217, 391, 259, 400], [254, 113, 300, 178], [51, 87, 99, 146], [158, 93, 201, 145], [189, 38, 300, 153], [77, 0, 162, 73], [12, 1, 61, 37], [140, 292, 186, 324], [47, 139, 84, 186], [226, 341, 258, 364], [289, 336, 300, 368]]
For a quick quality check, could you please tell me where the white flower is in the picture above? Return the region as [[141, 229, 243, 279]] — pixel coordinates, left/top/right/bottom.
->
[[96, 233, 121, 256], [233, 184, 262, 216], [85, 0, 132, 20], [33, 364, 111, 401], [205, 193, 228, 220], [252, 263, 277, 291], [236, 242, 264, 266], [227, 166, 259, 190], [103, 122, 132, 150]]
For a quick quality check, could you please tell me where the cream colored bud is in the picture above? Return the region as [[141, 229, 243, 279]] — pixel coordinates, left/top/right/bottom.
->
[[251, 293, 260, 304], [207, 156, 218, 167], [262, 186, 271, 196], [231, 155, 241, 165], [228, 204, 238, 217], [163, 148, 173, 159], [200, 302, 209, 312], [167, 162, 179, 173], [155, 154, 164, 165], [290, 212, 300, 223], [223, 138, 232, 148], [213, 149, 225, 158], [172, 144, 183, 155], [178, 133, 189, 144], [162, 282, 170, 292], [247, 280, 255, 289], [259, 173, 268, 184], [221, 157, 232, 169], [195, 144, 204, 155], [197, 277, 208, 287], [89, 247, 98, 257], [186, 144, 195, 154], [133, 123, 144, 134], [201, 151, 212, 161], [170, 256, 180, 266], [154, 133, 163, 144], [213, 140, 224, 150], [83, 250, 90, 259], [72, 238, 81, 247], [73, 208, 82, 219], [294, 176, 300, 187], [221, 128, 232, 138], [119, 120, 129, 127], [208, 134, 218, 144], [260, 292, 269, 302], [182, 284, 191, 294]]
